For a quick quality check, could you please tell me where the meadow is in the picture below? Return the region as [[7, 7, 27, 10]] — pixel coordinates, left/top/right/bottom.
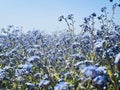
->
[[0, 1, 120, 90]]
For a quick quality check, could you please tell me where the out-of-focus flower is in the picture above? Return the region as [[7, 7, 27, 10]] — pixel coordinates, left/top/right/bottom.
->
[[74, 60, 93, 70], [38, 80, 50, 87], [94, 41, 104, 49], [3, 66, 11, 71], [118, 4, 120, 7], [84, 17, 89, 24], [16, 76, 24, 82], [97, 30, 104, 37], [8, 25, 14, 28], [67, 14, 74, 20], [101, 7, 107, 12], [72, 42, 80, 49], [54, 82, 69, 90], [64, 72, 72, 79], [58, 15, 64, 22], [91, 13, 96, 17], [114, 53, 120, 67], [93, 75, 107, 87], [15, 69, 25, 76], [0, 69, 5, 80], [5, 45, 19, 56], [26, 82, 35, 90], [96, 66, 107, 74], [73, 54, 85, 61], [97, 16, 102, 20], [27, 55, 40, 62], [109, 0, 113, 2], [81, 65, 98, 79], [34, 73, 41, 79], [82, 65, 107, 79], [18, 63, 33, 73], [112, 3, 118, 10]]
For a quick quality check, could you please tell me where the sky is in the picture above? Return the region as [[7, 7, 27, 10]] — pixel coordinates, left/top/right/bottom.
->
[[0, 0, 120, 34]]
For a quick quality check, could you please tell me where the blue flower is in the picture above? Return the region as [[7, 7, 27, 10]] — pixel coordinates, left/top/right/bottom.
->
[[58, 15, 64, 22], [96, 66, 107, 75], [101, 7, 107, 12], [38, 80, 50, 87], [54, 82, 69, 90], [18, 63, 33, 73], [84, 17, 89, 24], [25, 82, 35, 90], [114, 53, 120, 67], [82, 65, 107, 80], [15, 69, 25, 76], [82, 65, 98, 79], [97, 16, 102, 20], [91, 13, 96, 17], [67, 14, 74, 20], [109, 0, 113, 2], [0, 69, 5, 80], [23, 64, 33, 72], [27, 56, 40, 62], [118, 4, 120, 7], [93, 75, 107, 87]]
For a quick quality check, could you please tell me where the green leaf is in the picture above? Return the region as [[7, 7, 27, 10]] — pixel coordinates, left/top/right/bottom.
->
[[108, 69, 114, 83]]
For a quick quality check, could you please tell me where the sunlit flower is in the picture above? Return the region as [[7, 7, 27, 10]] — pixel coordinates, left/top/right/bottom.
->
[[38, 80, 50, 87], [93, 75, 107, 87], [114, 53, 120, 66], [54, 82, 69, 90]]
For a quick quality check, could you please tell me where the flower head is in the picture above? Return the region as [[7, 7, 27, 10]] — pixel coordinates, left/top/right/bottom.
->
[[109, 0, 113, 2], [91, 13, 96, 17], [101, 7, 107, 12], [58, 15, 64, 22], [93, 75, 107, 87], [114, 53, 120, 66], [67, 14, 74, 20], [82, 65, 98, 79], [54, 82, 69, 90]]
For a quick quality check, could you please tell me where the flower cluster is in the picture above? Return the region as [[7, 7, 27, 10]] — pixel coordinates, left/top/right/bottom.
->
[[0, 1, 120, 90]]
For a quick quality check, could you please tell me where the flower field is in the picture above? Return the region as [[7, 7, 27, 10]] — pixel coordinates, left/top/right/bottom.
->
[[0, 1, 120, 90]]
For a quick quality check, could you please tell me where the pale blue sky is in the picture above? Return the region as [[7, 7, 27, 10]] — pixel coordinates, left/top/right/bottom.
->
[[0, 0, 120, 33]]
